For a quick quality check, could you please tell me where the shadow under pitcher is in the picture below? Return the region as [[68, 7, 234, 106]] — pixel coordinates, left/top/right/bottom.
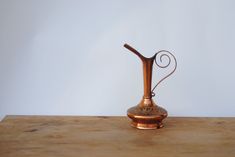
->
[[124, 44, 177, 129]]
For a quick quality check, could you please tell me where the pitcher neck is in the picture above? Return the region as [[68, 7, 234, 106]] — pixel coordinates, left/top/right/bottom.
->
[[142, 58, 154, 99]]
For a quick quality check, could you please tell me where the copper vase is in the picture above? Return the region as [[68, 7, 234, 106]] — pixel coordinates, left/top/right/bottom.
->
[[124, 44, 177, 129]]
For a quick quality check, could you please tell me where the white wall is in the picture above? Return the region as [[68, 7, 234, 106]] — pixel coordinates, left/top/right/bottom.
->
[[1, 0, 235, 120]]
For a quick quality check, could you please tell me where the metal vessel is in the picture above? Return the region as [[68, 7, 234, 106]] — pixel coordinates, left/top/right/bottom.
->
[[124, 44, 177, 129]]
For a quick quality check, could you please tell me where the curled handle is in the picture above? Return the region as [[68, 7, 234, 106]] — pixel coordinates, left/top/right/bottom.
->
[[151, 50, 177, 97]]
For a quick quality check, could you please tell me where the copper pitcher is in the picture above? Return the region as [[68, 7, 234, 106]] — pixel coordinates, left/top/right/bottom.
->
[[124, 44, 177, 129]]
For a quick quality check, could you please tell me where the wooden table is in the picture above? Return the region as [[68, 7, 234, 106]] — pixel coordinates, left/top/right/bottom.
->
[[0, 116, 234, 157]]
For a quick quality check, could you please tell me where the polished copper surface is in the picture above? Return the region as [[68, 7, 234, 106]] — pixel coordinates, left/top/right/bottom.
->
[[124, 44, 177, 129]]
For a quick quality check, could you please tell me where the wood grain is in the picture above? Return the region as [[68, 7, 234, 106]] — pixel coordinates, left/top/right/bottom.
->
[[0, 116, 234, 157]]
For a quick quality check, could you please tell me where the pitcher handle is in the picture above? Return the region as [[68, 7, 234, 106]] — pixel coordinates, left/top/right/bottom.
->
[[151, 50, 177, 97]]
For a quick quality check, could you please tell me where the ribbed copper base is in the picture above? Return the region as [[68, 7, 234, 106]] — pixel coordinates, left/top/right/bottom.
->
[[127, 105, 167, 130], [130, 121, 163, 129]]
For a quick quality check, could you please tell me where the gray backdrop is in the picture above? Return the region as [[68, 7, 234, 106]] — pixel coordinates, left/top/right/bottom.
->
[[1, 0, 235, 120]]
